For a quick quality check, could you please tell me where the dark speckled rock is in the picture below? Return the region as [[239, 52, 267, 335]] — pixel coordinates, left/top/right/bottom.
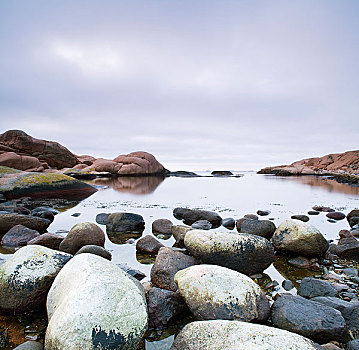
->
[[1, 224, 40, 247], [297, 277, 338, 298], [0, 213, 50, 234], [237, 219, 276, 240], [27, 233, 64, 250], [0, 245, 71, 312]]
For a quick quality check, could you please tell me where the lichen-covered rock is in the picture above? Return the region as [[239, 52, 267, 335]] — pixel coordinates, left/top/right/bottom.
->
[[45, 253, 148, 350], [175, 265, 270, 322], [184, 230, 274, 275], [0, 245, 71, 312], [59, 222, 105, 255], [272, 220, 329, 257], [0, 213, 50, 234], [170, 320, 322, 350]]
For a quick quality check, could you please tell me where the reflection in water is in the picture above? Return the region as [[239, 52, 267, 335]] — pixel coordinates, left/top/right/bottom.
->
[[267, 175, 359, 196], [91, 176, 165, 194], [136, 252, 156, 265], [107, 231, 143, 245]]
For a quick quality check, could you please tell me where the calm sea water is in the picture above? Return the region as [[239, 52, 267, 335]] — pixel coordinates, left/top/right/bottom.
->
[[1, 172, 359, 349]]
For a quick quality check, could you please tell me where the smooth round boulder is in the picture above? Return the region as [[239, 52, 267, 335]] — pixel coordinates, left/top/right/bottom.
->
[[170, 320, 322, 350], [59, 222, 105, 255], [175, 265, 270, 322], [0, 245, 72, 312], [271, 294, 348, 343], [221, 217, 235, 229], [182, 209, 222, 228], [27, 233, 64, 250], [45, 253, 148, 350], [272, 220, 329, 257], [173, 208, 192, 220], [291, 215, 310, 222], [136, 235, 164, 254], [347, 210, 359, 227], [75, 245, 112, 260], [152, 219, 173, 235], [106, 212, 145, 233], [237, 219, 276, 240], [1, 224, 40, 247], [95, 213, 110, 225], [0, 213, 50, 234], [184, 230, 274, 275], [326, 212, 346, 221]]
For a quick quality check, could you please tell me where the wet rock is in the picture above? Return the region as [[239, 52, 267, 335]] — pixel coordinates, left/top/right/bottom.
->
[[237, 219, 276, 240], [288, 256, 311, 268], [191, 220, 211, 230], [12, 206, 31, 215], [313, 206, 335, 212], [297, 277, 338, 298], [106, 212, 145, 233], [347, 339, 359, 350], [334, 230, 359, 260], [244, 214, 258, 220], [147, 287, 188, 329], [117, 263, 146, 280], [349, 217, 359, 228], [173, 208, 192, 220], [31, 206, 59, 219], [257, 210, 270, 216], [291, 215, 310, 222], [170, 320, 322, 350], [282, 280, 294, 291], [175, 264, 270, 322], [181, 209, 222, 228], [13, 341, 43, 350], [347, 210, 359, 227], [152, 218, 173, 235], [45, 253, 148, 350], [95, 213, 110, 225], [211, 170, 233, 176], [0, 213, 50, 234], [272, 219, 329, 257], [308, 211, 320, 215], [75, 245, 112, 260], [0, 245, 71, 312], [59, 222, 105, 255], [170, 171, 200, 177], [184, 230, 274, 275], [312, 296, 359, 333], [326, 212, 346, 221], [1, 224, 40, 247], [136, 235, 164, 254], [171, 225, 193, 247], [150, 247, 198, 291], [271, 294, 348, 343], [27, 233, 64, 250], [221, 217, 235, 229]]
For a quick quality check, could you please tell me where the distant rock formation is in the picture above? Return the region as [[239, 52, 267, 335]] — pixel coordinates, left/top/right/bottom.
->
[[258, 150, 359, 177], [0, 130, 168, 176]]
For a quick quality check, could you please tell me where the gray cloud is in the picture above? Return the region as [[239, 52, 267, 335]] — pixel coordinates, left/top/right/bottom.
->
[[0, 0, 358, 170]]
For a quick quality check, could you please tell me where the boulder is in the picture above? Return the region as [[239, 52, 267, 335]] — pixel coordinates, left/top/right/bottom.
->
[[191, 220, 212, 230], [221, 217, 235, 229], [59, 222, 105, 255], [272, 219, 329, 257], [75, 245, 112, 261], [152, 219, 173, 235], [257, 210, 270, 216], [31, 206, 59, 222], [175, 264, 270, 322], [297, 277, 338, 298], [95, 213, 110, 225], [150, 247, 198, 292], [0, 213, 50, 234], [326, 212, 346, 220], [211, 171, 233, 176], [45, 254, 148, 350], [181, 209, 222, 228], [13, 341, 43, 350], [184, 230, 274, 275], [0, 152, 42, 171], [173, 208, 192, 220], [237, 219, 276, 240], [171, 225, 193, 247], [291, 215, 310, 222], [308, 211, 320, 216], [347, 209, 359, 227], [0, 129, 79, 169], [147, 287, 188, 330], [271, 294, 348, 343], [0, 171, 97, 200], [170, 320, 322, 350], [0, 245, 71, 312], [106, 212, 145, 233], [333, 230, 359, 260], [136, 235, 164, 254], [1, 224, 40, 247], [27, 233, 64, 250]]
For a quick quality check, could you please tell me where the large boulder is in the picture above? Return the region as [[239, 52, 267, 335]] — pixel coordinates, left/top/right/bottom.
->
[[0, 152, 42, 171], [297, 277, 338, 298], [27, 233, 64, 250], [0, 245, 71, 312], [170, 320, 322, 350], [59, 222, 105, 255], [271, 294, 348, 343], [332, 230, 359, 260], [0, 130, 79, 169], [181, 209, 222, 228], [237, 219, 276, 240], [150, 247, 198, 291], [271, 220, 329, 257], [347, 209, 359, 227], [106, 212, 145, 233], [184, 230, 274, 275], [1, 224, 40, 247], [175, 265, 270, 322], [45, 253, 148, 350], [136, 235, 164, 254], [0, 213, 50, 235], [0, 171, 97, 200]]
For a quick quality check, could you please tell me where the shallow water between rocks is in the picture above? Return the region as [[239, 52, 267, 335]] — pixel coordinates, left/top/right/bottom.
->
[[1, 171, 359, 349]]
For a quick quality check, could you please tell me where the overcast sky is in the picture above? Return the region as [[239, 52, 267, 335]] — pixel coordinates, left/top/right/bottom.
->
[[0, 1, 358, 170]]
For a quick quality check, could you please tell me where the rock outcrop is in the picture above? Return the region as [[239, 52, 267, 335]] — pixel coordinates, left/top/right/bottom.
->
[[258, 150, 359, 177]]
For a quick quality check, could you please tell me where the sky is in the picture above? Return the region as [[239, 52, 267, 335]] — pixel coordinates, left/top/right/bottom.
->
[[0, 1, 358, 171]]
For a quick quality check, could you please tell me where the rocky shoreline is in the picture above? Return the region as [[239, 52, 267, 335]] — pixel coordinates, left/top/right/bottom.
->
[[1, 197, 359, 349]]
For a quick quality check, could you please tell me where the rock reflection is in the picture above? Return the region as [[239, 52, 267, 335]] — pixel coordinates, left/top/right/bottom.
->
[[107, 231, 143, 245], [90, 176, 165, 195], [267, 175, 359, 196]]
